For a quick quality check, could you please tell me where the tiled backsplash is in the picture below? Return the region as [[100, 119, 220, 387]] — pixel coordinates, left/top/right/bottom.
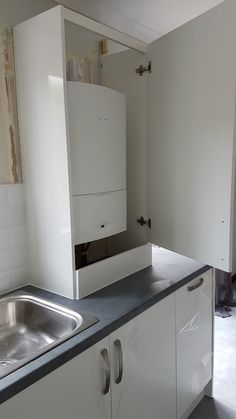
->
[[0, 184, 27, 294]]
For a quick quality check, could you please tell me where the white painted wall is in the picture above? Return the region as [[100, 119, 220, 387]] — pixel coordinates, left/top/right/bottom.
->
[[0, 184, 27, 294], [65, 21, 127, 58], [65, 21, 128, 84]]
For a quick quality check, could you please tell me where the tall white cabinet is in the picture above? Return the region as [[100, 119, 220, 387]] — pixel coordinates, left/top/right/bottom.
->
[[13, 7, 75, 298], [13, 7, 128, 298], [13, 1, 236, 298]]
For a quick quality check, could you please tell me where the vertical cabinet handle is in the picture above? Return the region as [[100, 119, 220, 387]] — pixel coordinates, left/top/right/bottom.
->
[[101, 348, 110, 395], [114, 339, 123, 384]]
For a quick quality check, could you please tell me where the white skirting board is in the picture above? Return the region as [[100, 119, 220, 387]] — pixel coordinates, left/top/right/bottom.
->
[[75, 244, 152, 299]]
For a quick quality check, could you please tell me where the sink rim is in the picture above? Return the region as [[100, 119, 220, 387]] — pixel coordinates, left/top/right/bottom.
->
[[0, 291, 98, 379]]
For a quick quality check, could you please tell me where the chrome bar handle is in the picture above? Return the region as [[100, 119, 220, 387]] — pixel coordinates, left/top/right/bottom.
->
[[187, 277, 204, 292], [114, 339, 123, 384], [101, 348, 110, 395]]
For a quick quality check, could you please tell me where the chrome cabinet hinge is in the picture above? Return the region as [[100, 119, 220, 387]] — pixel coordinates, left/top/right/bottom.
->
[[135, 61, 152, 76], [137, 216, 151, 229]]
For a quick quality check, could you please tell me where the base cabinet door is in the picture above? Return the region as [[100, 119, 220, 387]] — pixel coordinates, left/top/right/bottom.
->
[[110, 295, 176, 419], [0, 337, 111, 419], [176, 270, 213, 418]]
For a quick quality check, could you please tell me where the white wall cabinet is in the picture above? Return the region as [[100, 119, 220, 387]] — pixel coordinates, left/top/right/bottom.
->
[[176, 270, 213, 419]]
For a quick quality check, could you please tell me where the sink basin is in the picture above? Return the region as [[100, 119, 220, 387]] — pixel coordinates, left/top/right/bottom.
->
[[0, 292, 97, 379]]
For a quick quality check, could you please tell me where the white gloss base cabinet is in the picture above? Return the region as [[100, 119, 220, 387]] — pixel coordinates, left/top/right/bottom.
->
[[0, 295, 176, 419], [110, 294, 176, 419], [176, 271, 213, 419], [0, 274, 213, 419], [0, 337, 111, 419]]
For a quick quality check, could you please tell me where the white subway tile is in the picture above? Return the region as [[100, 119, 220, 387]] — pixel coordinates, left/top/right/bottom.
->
[[10, 247, 27, 270], [0, 250, 13, 273], [0, 271, 13, 295], [7, 184, 24, 207], [0, 206, 25, 229], [0, 246, 27, 274], [12, 267, 27, 287], [0, 229, 11, 251], [0, 186, 9, 208], [0, 184, 27, 294], [10, 226, 26, 248]]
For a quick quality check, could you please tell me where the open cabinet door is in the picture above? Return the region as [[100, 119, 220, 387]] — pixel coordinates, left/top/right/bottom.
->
[[146, 1, 236, 271]]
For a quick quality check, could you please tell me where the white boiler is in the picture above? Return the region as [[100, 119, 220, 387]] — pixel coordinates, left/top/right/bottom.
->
[[67, 82, 127, 244]]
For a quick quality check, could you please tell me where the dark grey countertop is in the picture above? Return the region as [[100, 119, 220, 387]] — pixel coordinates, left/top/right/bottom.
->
[[0, 247, 210, 404]]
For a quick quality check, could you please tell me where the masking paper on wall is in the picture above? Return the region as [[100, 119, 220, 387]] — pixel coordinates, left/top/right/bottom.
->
[[66, 51, 97, 83], [0, 26, 22, 183]]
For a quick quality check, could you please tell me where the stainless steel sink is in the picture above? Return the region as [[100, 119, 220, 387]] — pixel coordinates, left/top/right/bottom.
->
[[0, 292, 98, 379]]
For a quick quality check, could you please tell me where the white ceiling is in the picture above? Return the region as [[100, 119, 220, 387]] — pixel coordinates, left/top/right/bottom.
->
[[0, 0, 226, 42], [55, 0, 226, 43], [0, 0, 55, 26]]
